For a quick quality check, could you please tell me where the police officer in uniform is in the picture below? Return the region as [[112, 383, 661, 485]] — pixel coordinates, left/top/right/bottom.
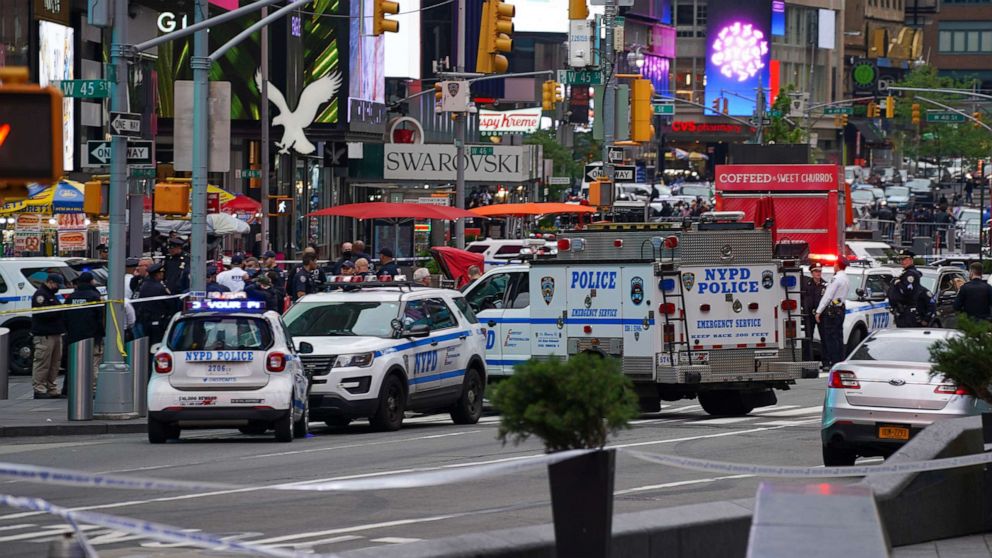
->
[[889, 249, 927, 327], [261, 251, 287, 312], [801, 262, 828, 364], [290, 253, 320, 301], [954, 262, 992, 322], [163, 237, 191, 294], [30, 274, 65, 399], [816, 257, 851, 369], [137, 263, 177, 345]]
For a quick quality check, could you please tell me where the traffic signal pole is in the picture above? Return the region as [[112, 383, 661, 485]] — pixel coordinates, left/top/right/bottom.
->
[[190, 0, 210, 294], [601, 0, 616, 183], [454, 0, 467, 249]]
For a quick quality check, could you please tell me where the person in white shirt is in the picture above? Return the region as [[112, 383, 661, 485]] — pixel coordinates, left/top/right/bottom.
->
[[816, 257, 851, 369], [217, 255, 248, 292]]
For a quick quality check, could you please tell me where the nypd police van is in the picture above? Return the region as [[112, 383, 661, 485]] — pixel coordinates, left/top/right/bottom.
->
[[147, 298, 311, 443], [283, 281, 487, 431]]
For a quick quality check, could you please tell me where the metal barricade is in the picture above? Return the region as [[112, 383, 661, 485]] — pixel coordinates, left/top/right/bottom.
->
[[0, 328, 8, 400], [127, 337, 150, 417], [67, 338, 94, 421]]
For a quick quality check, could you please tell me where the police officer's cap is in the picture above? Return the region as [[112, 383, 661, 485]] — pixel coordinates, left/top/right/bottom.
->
[[898, 249, 916, 259], [809, 262, 823, 271], [206, 265, 218, 276], [77, 272, 94, 283], [262, 250, 277, 259], [125, 257, 140, 267], [168, 237, 186, 247], [148, 262, 165, 274], [96, 244, 108, 252], [231, 254, 245, 265], [340, 260, 355, 269], [46, 273, 64, 286]]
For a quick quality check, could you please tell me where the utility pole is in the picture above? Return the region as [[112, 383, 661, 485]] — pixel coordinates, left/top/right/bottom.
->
[[189, 0, 210, 293], [601, 0, 616, 183], [454, 0, 467, 249], [95, 0, 135, 418], [260, 5, 270, 254]]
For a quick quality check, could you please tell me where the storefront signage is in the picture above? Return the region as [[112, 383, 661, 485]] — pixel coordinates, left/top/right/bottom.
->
[[33, 0, 70, 26], [670, 121, 748, 134], [384, 145, 536, 182], [714, 164, 840, 192], [478, 107, 542, 135]]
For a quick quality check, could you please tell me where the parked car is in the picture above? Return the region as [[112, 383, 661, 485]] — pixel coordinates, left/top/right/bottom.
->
[[821, 328, 991, 466], [916, 266, 969, 329], [885, 186, 911, 209], [905, 178, 933, 194]]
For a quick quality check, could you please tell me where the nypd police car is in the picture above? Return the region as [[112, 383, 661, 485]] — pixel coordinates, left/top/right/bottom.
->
[[283, 281, 487, 431], [147, 298, 311, 443], [813, 265, 897, 356]]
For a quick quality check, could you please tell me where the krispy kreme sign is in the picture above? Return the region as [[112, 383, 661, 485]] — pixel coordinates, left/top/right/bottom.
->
[[478, 107, 542, 135]]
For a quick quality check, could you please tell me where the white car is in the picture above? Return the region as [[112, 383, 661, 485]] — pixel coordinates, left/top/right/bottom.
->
[[813, 266, 897, 356], [467, 238, 547, 266], [284, 284, 487, 431], [147, 299, 311, 443], [462, 264, 531, 378], [844, 241, 899, 266]]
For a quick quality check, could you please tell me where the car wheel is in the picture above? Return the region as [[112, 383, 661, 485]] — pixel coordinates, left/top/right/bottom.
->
[[293, 399, 310, 438], [450, 368, 484, 425], [323, 417, 351, 428], [698, 391, 754, 416], [370, 374, 406, 432], [845, 327, 865, 357], [148, 418, 168, 444], [638, 396, 661, 414], [238, 423, 268, 435], [822, 445, 857, 466], [166, 423, 181, 440], [9, 328, 33, 376], [273, 403, 295, 443]]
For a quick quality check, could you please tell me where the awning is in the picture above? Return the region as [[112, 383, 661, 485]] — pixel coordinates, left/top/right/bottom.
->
[[852, 120, 885, 144]]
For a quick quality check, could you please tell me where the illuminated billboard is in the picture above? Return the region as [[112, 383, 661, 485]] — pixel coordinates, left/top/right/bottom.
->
[[704, 0, 771, 117], [38, 20, 73, 171]]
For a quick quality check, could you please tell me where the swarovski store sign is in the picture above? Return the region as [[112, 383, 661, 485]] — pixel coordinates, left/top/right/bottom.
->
[[384, 145, 538, 182]]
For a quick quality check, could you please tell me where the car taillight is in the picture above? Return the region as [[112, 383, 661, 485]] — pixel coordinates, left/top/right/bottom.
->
[[659, 303, 676, 315], [663, 323, 675, 344], [154, 353, 172, 374], [267, 352, 287, 372], [784, 319, 797, 338], [583, 325, 592, 334], [828, 370, 860, 389], [935, 384, 970, 396], [614, 239, 623, 248], [557, 238, 571, 251], [781, 299, 798, 311]]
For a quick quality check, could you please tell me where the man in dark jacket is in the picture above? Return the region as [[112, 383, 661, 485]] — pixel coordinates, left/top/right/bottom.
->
[[206, 265, 230, 294], [31, 274, 65, 399], [377, 247, 400, 278], [163, 237, 190, 294], [954, 263, 992, 322], [290, 254, 320, 301], [801, 263, 828, 364], [245, 274, 279, 312], [889, 250, 928, 327], [65, 272, 105, 389], [136, 263, 178, 345]]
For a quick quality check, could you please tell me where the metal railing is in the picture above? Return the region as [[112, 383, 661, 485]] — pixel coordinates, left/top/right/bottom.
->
[[850, 219, 958, 253]]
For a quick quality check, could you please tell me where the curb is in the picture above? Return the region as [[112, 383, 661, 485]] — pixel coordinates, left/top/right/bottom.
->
[[0, 423, 147, 438]]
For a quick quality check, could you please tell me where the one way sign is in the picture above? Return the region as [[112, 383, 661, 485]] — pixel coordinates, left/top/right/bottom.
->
[[83, 140, 154, 167], [110, 111, 142, 137]]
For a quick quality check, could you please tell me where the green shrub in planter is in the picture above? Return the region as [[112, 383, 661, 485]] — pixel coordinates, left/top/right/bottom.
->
[[929, 316, 992, 404], [493, 354, 639, 452]]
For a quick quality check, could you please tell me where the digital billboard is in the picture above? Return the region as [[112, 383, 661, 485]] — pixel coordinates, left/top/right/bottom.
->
[[349, 0, 385, 103], [704, 0, 771, 117], [38, 20, 73, 171]]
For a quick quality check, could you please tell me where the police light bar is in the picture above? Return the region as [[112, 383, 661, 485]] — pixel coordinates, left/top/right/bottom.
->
[[328, 274, 409, 283], [185, 299, 265, 313], [207, 291, 248, 300]]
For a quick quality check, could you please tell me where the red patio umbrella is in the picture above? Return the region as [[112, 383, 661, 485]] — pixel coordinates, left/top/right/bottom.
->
[[308, 202, 479, 220], [222, 194, 262, 213], [470, 202, 597, 218]]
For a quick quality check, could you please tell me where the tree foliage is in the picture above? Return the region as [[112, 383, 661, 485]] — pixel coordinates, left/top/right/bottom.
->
[[928, 317, 992, 405], [763, 85, 806, 145], [493, 354, 639, 452], [524, 130, 600, 200]]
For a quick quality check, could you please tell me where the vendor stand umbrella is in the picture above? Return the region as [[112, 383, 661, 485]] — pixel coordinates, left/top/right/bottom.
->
[[0, 179, 87, 216], [308, 202, 482, 261], [470, 202, 598, 237]]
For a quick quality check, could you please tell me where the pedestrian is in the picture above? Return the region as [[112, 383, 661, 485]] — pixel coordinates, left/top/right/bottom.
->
[[96, 244, 108, 260], [124, 258, 140, 300], [334, 242, 354, 274], [64, 272, 105, 388], [163, 237, 191, 294], [245, 274, 279, 312], [377, 247, 400, 278], [352, 240, 371, 263], [953, 263, 992, 322], [290, 253, 320, 301], [413, 267, 431, 287], [217, 255, 247, 292], [815, 258, 850, 369], [30, 274, 65, 399], [136, 263, 178, 346], [244, 257, 261, 280], [206, 265, 230, 294], [888, 250, 929, 327], [354, 257, 372, 277], [462, 265, 483, 289], [130, 258, 153, 298], [801, 262, 828, 365]]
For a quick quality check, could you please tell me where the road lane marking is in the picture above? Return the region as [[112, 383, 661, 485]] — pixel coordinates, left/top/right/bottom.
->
[[372, 537, 422, 544], [270, 535, 363, 549], [247, 514, 463, 545], [750, 405, 800, 414], [615, 474, 755, 495], [0, 523, 35, 532], [694, 417, 755, 425], [752, 406, 821, 417], [754, 419, 821, 427], [0, 524, 101, 543], [243, 430, 481, 460]]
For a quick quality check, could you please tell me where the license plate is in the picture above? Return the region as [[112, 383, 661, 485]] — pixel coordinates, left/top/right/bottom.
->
[[657, 353, 679, 366], [877, 425, 910, 441]]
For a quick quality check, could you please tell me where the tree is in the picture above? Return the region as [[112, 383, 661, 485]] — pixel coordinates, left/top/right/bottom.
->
[[524, 129, 600, 201], [763, 85, 806, 145], [928, 317, 992, 405]]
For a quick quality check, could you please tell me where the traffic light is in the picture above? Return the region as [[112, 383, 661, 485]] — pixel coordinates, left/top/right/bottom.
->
[[542, 80, 557, 111], [373, 0, 399, 35], [476, 0, 515, 74], [911, 103, 921, 125], [0, 80, 63, 196], [974, 111, 984, 128], [722, 98, 729, 115], [885, 95, 895, 118], [840, 114, 848, 127], [569, 0, 588, 20], [867, 101, 878, 118], [631, 78, 655, 143], [434, 82, 444, 108], [711, 97, 720, 114]]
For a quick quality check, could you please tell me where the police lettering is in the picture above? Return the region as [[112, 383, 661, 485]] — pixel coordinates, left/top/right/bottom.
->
[[570, 271, 617, 290], [697, 267, 759, 294], [184, 351, 255, 362]]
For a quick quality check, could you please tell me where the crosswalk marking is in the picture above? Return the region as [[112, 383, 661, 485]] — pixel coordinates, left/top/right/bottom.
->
[[0, 524, 101, 543]]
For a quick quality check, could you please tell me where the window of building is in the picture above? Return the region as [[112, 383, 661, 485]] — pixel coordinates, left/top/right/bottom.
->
[[676, 4, 694, 26], [938, 22, 992, 53]]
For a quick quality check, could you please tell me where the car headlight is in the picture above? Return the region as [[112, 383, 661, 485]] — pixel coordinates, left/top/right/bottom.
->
[[333, 353, 375, 368]]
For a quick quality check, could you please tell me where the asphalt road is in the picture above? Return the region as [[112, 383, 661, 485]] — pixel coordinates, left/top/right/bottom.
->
[[0, 377, 841, 557]]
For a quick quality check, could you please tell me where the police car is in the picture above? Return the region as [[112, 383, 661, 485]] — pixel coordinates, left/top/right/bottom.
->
[[813, 265, 897, 356], [147, 298, 310, 443], [283, 280, 487, 431]]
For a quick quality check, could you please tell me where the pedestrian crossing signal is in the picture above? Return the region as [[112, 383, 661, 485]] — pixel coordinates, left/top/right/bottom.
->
[[0, 69, 63, 194], [269, 196, 293, 217]]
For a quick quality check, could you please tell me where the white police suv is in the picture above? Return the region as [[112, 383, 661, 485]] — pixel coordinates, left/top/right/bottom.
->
[[147, 298, 311, 443], [283, 281, 487, 431]]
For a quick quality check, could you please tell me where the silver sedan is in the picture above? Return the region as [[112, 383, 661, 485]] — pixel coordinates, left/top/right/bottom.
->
[[821, 328, 990, 466]]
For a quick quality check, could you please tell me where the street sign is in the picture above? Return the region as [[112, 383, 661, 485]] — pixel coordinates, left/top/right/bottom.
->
[[613, 165, 635, 183], [652, 103, 675, 116], [53, 80, 110, 99], [607, 146, 624, 164], [109, 111, 142, 137], [925, 111, 966, 123], [237, 169, 261, 179], [129, 166, 156, 179], [767, 109, 782, 117], [557, 69, 602, 86], [548, 176, 571, 185], [83, 140, 154, 167], [584, 164, 605, 182], [470, 146, 494, 156], [824, 107, 854, 115]]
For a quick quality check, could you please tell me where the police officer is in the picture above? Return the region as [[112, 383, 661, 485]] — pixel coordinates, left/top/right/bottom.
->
[[261, 251, 287, 312], [245, 274, 279, 311], [163, 237, 190, 294], [291, 253, 320, 301], [954, 262, 992, 322], [889, 249, 927, 327], [801, 262, 828, 364], [136, 263, 177, 345], [816, 257, 851, 369], [377, 248, 400, 278], [30, 274, 65, 399], [64, 272, 105, 388], [206, 265, 230, 295]]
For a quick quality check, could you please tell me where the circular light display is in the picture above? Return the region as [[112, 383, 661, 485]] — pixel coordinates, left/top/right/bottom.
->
[[710, 22, 769, 82]]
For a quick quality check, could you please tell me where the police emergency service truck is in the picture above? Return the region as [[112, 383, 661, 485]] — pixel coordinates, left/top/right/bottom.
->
[[529, 215, 819, 416]]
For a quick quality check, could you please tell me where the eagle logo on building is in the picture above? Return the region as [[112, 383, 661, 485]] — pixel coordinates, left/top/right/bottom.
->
[[255, 70, 342, 156]]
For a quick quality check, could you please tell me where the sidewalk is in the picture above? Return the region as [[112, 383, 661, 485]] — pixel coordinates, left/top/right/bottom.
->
[[894, 534, 992, 557], [0, 376, 146, 437]]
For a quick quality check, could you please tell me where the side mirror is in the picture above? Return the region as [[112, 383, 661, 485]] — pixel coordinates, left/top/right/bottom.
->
[[404, 324, 431, 338], [855, 288, 866, 300], [298, 341, 314, 354]]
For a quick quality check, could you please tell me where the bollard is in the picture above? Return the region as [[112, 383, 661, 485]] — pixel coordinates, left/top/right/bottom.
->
[[127, 337, 150, 417], [0, 328, 8, 400], [67, 338, 94, 421]]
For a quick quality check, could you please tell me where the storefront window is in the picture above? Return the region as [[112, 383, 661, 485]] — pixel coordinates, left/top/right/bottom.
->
[[0, 0, 29, 67]]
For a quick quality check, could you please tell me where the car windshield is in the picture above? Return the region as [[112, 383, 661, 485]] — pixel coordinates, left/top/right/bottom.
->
[[466, 245, 488, 254], [852, 191, 875, 203], [168, 316, 273, 351], [887, 187, 909, 197], [920, 275, 937, 293], [69, 261, 108, 287], [680, 185, 712, 198], [848, 334, 949, 363], [21, 266, 82, 289], [283, 301, 400, 338], [864, 247, 899, 261]]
